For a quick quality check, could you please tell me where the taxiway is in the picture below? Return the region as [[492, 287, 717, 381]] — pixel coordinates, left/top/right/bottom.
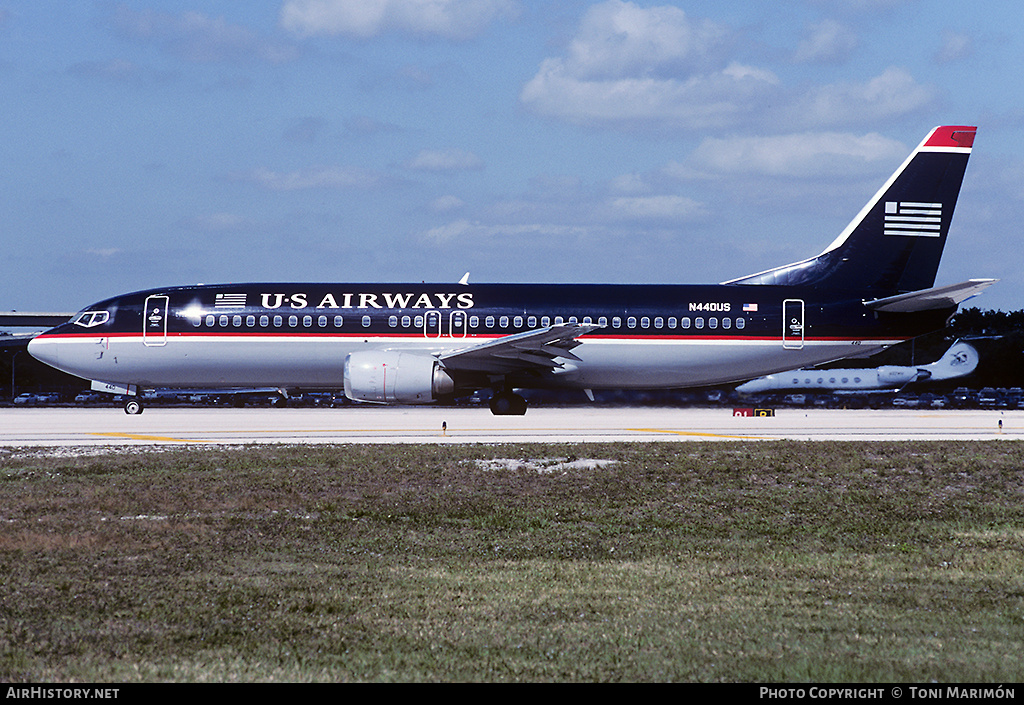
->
[[0, 406, 1018, 446]]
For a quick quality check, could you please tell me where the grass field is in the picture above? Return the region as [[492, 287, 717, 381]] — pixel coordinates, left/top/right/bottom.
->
[[1, 441, 1023, 682]]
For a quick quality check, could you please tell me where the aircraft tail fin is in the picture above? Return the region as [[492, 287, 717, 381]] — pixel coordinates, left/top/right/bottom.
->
[[919, 340, 979, 381], [725, 126, 976, 293]]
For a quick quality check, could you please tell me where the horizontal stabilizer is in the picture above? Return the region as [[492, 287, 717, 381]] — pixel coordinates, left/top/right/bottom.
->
[[864, 279, 997, 313]]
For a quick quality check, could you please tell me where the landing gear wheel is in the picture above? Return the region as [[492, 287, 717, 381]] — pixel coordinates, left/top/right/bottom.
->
[[489, 391, 527, 416], [124, 399, 144, 415]]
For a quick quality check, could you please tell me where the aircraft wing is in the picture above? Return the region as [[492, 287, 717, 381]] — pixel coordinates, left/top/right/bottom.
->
[[439, 324, 601, 373], [864, 279, 998, 313]]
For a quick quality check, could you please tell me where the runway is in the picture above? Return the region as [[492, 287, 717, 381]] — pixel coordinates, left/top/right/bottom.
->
[[0, 406, 1019, 446]]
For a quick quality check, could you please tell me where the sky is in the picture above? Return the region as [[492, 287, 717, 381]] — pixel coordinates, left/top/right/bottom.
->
[[3, 0, 1024, 316]]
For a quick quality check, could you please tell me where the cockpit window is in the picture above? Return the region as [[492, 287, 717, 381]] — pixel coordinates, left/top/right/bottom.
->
[[73, 311, 110, 328]]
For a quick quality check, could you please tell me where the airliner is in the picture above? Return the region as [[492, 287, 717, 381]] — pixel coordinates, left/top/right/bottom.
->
[[28, 125, 994, 415], [734, 339, 979, 394]]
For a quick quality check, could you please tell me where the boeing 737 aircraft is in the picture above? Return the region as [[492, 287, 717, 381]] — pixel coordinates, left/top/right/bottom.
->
[[28, 125, 994, 415]]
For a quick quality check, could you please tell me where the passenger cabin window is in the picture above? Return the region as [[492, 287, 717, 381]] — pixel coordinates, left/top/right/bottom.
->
[[362, 315, 371, 328]]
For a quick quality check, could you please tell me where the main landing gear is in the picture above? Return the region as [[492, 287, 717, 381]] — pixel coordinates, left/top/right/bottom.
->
[[124, 398, 144, 415], [489, 390, 527, 416]]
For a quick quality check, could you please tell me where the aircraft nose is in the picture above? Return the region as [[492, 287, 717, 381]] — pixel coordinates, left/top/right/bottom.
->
[[27, 335, 60, 367], [736, 379, 763, 393]]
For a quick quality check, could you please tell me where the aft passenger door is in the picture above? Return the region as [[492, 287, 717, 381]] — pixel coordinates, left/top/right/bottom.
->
[[143, 295, 169, 347], [782, 299, 804, 349]]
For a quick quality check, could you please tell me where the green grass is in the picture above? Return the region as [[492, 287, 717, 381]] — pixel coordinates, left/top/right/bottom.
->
[[1, 441, 1023, 682]]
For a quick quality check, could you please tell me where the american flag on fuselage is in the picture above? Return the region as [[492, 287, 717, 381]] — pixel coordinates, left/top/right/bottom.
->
[[214, 293, 247, 309]]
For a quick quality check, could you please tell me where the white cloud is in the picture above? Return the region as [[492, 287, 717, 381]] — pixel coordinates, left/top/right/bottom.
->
[[521, 2, 933, 132], [111, 5, 298, 64], [522, 58, 778, 129], [681, 131, 907, 178], [85, 248, 122, 258], [935, 30, 974, 64], [423, 220, 588, 243], [520, 1, 777, 129], [280, 0, 518, 40], [791, 67, 935, 126], [233, 166, 385, 190], [559, 0, 728, 80], [430, 195, 466, 212], [406, 149, 484, 172], [607, 195, 704, 220], [793, 19, 858, 64]]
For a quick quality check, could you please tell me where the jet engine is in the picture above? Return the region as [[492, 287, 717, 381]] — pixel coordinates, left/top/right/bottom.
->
[[343, 351, 455, 404], [876, 366, 919, 386]]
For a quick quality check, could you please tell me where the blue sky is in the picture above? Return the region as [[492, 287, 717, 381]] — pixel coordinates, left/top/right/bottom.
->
[[3, 0, 1023, 315]]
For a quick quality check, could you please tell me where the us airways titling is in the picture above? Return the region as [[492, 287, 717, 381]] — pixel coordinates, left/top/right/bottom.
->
[[248, 291, 476, 310]]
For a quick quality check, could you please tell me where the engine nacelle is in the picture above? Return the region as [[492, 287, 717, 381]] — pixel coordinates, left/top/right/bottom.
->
[[343, 351, 455, 404], [877, 366, 918, 386]]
